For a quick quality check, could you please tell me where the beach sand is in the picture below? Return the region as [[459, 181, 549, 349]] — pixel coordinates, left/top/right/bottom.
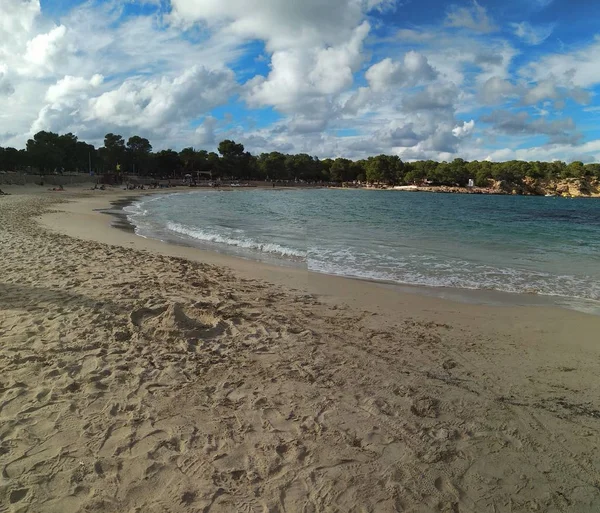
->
[[1, 187, 600, 512]]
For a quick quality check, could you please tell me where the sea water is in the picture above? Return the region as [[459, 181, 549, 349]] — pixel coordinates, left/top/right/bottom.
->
[[124, 189, 600, 310]]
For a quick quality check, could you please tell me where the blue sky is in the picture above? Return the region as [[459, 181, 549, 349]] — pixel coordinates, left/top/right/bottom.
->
[[1, 0, 600, 162]]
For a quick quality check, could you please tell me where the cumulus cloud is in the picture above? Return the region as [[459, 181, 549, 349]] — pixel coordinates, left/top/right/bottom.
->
[[195, 116, 218, 145], [479, 77, 521, 104], [29, 66, 237, 140], [402, 84, 459, 112], [0, 0, 40, 37], [87, 66, 237, 130], [452, 119, 475, 138], [479, 75, 591, 107], [243, 20, 370, 132], [23, 25, 68, 76], [169, 0, 389, 50], [445, 1, 497, 34], [365, 52, 437, 92], [375, 123, 422, 147], [0, 69, 14, 96], [522, 79, 590, 106], [45, 74, 104, 104], [481, 110, 581, 144], [30, 74, 105, 134], [171, 0, 385, 133], [0, 0, 598, 163]]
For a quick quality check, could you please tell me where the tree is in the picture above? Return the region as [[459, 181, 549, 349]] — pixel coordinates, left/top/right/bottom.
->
[[259, 152, 287, 181], [5, 128, 598, 192], [320, 158, 334, 182], [330, 158, 353, 183], [365, 155, 403, 184], [584, 163, 600, 178], [56, 133, 79, 171], [154, 149, 182, 178], [26, 131, 62, 173], [127, 136, 152, 174], [102, 133, 126, 172], [564, 161, 585, 178], [0, 147, 22, 171], [448, 158, 470, 186], [351, 160, 366, 183], [218, 139, 250, 178], [206, 152, 221, 177], [285, 154, 322, 182]]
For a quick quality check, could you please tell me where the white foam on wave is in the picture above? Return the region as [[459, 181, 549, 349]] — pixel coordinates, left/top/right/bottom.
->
[[308, 250, 600, 302], [166, 222, 306, 259]]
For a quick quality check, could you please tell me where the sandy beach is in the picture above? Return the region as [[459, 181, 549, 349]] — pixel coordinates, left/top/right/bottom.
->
[[2, 186, 600, 513]]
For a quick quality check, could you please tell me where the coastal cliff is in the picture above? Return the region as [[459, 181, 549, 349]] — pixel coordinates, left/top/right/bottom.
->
[[496, 177, 600, 197]]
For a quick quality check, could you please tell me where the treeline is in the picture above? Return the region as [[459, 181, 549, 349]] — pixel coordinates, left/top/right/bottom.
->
[[1, 130, 600, 186]]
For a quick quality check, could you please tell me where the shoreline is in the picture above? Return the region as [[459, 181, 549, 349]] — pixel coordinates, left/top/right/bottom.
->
[[3, 187, 600, 511], [97, 188, 600, 316]]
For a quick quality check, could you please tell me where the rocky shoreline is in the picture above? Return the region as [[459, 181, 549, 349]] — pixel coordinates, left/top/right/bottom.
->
[[359, 177, 600, 198]]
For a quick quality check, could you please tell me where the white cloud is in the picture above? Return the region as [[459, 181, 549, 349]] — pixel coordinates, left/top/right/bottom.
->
[[479, 75, 591, 107], [445, 1, 497, 34], [481, 137, 600, 164], [452, 119, 475, 138], [479, 76, 521, 104], [195, 116, 218, 145], [522, 78, 590, 106], [512, 22, 554, 45], [23, 25, 68, 76], [28, 66, 236, 142], [365, 52, 437, 92], [169, 0, 390, 50], [0, 68, 14, 96], [87, 66, 237, 130], [481, 109, 580, 144], [523, 37, 600, 88], [244, 21, 370, 118], [402, 83, 459, 112], [46, 74, 104, 104], [0, 0, 40, 37], [172, 0, 384, 134], [0, 0, 598, 163]]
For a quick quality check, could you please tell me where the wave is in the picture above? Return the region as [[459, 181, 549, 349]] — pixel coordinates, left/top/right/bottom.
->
[[122, 193, 600, 307], [166, 222, 306, 259], [307, 251, 600, 302]]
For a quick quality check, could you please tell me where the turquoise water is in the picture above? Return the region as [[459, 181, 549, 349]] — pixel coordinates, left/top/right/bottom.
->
[[125, 189, 600, 307]]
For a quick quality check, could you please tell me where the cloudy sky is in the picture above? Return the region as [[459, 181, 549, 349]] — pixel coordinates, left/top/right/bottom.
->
[[1, 0, 600, 162]]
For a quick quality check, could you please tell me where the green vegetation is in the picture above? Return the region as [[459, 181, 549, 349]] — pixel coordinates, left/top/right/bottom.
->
[[1, 131, 600, 186]]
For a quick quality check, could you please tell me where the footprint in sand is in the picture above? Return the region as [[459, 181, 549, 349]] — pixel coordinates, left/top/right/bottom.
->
[[9, 488, 29, 504]]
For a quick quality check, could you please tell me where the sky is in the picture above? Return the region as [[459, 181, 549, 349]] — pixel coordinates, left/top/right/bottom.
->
[[1, 0, 600, 162]]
